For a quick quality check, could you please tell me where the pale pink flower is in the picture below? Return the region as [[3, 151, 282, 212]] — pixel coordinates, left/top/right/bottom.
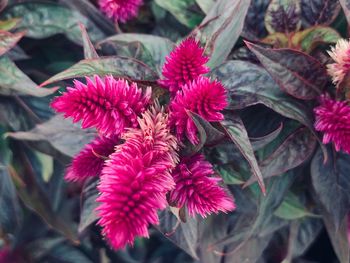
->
[[327, 39, 350, 86]]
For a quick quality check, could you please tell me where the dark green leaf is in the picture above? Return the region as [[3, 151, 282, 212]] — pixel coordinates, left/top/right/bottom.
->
[[41, 56, 158, 86], [1, 2, 104, 44], [193, 0, 251, 68], [0, 56, 58, 97], [311, 147, 350, 230], [245, 42, 327, 100], [301, 0, 341, 27], [195, 0, 215, 14], [250, 122, 283, 151], [221, 114, 265, 194], [0, 30, 24, 56], [265, 0, 301, 34]]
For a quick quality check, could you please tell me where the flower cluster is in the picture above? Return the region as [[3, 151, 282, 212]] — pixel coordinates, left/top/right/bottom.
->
[[51, 38, 235, 250], [98, 0, 143, 23], [315, 39, 350, 154]]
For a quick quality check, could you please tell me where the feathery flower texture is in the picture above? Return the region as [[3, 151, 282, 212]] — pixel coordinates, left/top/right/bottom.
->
[[160, 38, 210, 93], [97, 105, 178, 249], [170, 154, 235, 217], [327, 39, 350, 86], [170, 76, 228, 144], [51, 75, 151, 137], [98, 0, 143, 23], [65, 136, 119, 182], [314, 95, 350, 154]]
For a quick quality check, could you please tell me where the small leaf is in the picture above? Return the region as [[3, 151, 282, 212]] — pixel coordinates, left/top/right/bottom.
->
[[79, 23, 98, 59], [0, 18, 20, 31], [155, 0, 203, 28], [274, 193, 316, 220], [0, 0, 7, 12], [243, 0, 270, 39], [262, 32, 289, 48], [246, 42, 327, 100], [0, 30, 24, 56], [265, 0, 301, 34], [221, 114, 266, 194], [1, 2, 105, 44], [216, 165, 244, 185], [301, 0, 341, 27], [250, 122, 283, 151], [0, 56, 58, 97], [192, 0, 251, 68], [7, 115, 96, 158], [40, 56, 158, 87], [78, 178, 99, 234]]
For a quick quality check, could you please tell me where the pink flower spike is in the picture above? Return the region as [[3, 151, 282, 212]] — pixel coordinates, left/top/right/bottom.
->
[[98, 0, 144, 23], [65, 135, 119, 182], [51, 75, 151, 137], [170, 154, 235, 218], [314, 95, 350, 154], [170, 76, 227, 144], [159, 38, 210, 93], [327, 39, 350, 86], [97, 103, 178, 250]]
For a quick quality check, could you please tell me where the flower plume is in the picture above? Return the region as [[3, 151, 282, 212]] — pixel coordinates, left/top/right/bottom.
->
[[98, 0, 143, 23], [51, 75, 151, 137], [170, 154, 235, 218], [170, 76, 227, 144], [327, 39, 350, 86], [160, 38, 209, 93], [97, 103, 178, 250], [314, 95, 350, 154]]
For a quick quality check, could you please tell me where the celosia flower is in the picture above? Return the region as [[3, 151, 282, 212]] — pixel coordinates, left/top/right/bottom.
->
[[97, 103, 178, 250], [65, 136, 119, 182], [51, 75, 151, 137], [0, 246, 17, 263], [98, 0, 143, 23], [314, 95, 350, 154], [159, 38, 209, 93], [327, 39, 350, 86], [170, 76, 227, 144], [170, 154, 235, 218]]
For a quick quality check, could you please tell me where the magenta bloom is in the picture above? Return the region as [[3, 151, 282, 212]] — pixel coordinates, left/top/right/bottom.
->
[[170, 76, 227, 144], [159, 38, 209, 93], [98, 0, 143, 23], [51, 75, 151, 137], [65, 136, 119, 182], [314, 95, 350, 154], [97, 104, 178, 250], [170, 154, 235, 218]]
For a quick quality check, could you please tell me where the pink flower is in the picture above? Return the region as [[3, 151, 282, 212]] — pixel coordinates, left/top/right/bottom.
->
[[159, 38, 209, 94], [97, 103, 178, 250], [169, 154, 235, 218], [98, 0, 143, 23], [65, 136, 119, 182], [170, 76, 227, 144], [0, 246, 18, 263], [51, 75, 151, 137], [314, 95, 350, 154], [327, 39, 350, 86]]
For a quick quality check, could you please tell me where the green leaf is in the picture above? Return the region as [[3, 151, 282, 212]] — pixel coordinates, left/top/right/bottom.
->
[[97, 33, 175, 74], [78, 178, 99, 234], [155, 0, 203, 28], [0, 18, 20, 31], [40, 56, 158, 87], [79, 23, 98, 59], [195, 0, 215, 14], [265, 0, 301, 34], [0, 56, 58, 97], [193, 0, 251, 68], [7, 115, 96, 158], [274, 193, 316, 220], [246, 42, 327, 100], [216, 164, 244, 185], [221, 114, 266, 194], [0, 31, 24, 56], [1, 2, 104, 44]]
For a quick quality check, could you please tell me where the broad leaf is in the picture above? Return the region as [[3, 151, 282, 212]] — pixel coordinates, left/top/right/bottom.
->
[[301, 0, 341, 27], [221, 114, 266, 194], [155, 0, 203, 28], [246, 42, 327, 100], [311, 148, 350, 230], [192, 0, 251, 68], [40, 56, 158, 86], [0, 30, 24, 56], [1, 2, 104, 44], [265, 0, 301, 34], [0, 56, 58, 97]]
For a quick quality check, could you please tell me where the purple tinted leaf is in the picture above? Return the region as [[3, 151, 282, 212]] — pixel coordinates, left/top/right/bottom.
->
[[0, 0, 7, 12], [301, 0, 341, 27], [250, 122, 283, 151], [265, 0, 301, 34], [246, 42, 327, 100], [339, 0, 350, 25], [0, 31, 24, 57], [243, 0, 270, 39], [79, 23, 98, 60]]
